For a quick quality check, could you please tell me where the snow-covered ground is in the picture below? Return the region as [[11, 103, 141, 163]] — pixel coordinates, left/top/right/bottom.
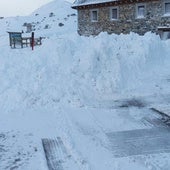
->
[[1, 0, 170, 170]]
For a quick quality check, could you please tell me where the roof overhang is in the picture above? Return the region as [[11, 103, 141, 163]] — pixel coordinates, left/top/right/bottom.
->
[[72, 0, 159, 10]]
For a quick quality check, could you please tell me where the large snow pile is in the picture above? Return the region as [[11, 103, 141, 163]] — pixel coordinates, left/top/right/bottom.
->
[[0, 31, 170, 111], [0, 0, 170, 110], [1, 0, 170, 170]]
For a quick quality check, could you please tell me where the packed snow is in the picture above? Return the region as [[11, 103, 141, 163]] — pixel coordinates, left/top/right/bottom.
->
[[72, 0, 117, 7], [1, 0, 170, 170]]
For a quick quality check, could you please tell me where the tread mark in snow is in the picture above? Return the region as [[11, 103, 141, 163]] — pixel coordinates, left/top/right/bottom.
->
[[42, 137, 79, 170], [107, 127, 170, 157]]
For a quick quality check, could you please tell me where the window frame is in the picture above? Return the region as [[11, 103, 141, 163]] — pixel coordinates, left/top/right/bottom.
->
[[163, 0, 170, 16], [136, 3, 146, 19], [110, 7, 119, 21], [90, 9, 99, 22]]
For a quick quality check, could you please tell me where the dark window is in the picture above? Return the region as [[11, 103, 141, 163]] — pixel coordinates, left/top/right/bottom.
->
[[165, 2, 170, 14], [137, 5, 145, 18], [111, 8, 118, 20], [91, 10, 98, 21]]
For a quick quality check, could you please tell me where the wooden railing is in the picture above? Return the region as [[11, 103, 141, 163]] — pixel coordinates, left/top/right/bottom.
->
[[11, 37, 42, 48], [8, 32, 43, 49]]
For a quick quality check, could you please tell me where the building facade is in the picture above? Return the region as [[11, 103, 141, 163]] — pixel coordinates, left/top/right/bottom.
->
[[72, 0, 170, 36]]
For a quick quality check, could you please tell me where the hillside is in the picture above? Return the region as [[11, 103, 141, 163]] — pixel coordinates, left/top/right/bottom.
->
[[0, 0, 76, 37], [1, 0, 170, 170]]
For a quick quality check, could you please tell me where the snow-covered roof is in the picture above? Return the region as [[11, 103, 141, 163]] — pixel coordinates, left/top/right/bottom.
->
[[72, 0, 118, 8]]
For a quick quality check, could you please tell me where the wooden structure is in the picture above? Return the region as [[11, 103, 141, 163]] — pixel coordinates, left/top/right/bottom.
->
[[157, 27, 170, 40], [8, 32, 23, 48], [8, 32, 42, 49], [26, 23, 33, 33]]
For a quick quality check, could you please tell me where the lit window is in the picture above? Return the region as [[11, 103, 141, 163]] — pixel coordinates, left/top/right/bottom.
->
[[91, 10, 98, 22], [110, 7, 118, 20], [136, 4, 145, 18]]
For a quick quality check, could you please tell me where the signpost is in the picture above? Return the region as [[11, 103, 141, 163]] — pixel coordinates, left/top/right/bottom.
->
[[8, 32, 22, 48]]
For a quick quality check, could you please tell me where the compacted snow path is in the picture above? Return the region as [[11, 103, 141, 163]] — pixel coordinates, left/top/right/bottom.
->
[[107, 127, 170, 157], [42, 137, 80, 170]]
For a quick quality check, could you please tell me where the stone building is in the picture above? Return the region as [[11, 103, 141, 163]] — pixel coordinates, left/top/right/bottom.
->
[[72, 0, 170, 36]]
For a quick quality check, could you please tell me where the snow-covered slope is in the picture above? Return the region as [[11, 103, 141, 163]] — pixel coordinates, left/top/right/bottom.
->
[[0, 0, 76, 37], [1, 1, 170, 170], [32, 0, 72, 17]]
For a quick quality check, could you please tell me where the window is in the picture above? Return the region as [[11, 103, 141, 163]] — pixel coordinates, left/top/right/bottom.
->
[[110, 7, 119, 20], [91, 10, 98, 22], [164, 2, 170, 15], [136, 4, 145, 18]]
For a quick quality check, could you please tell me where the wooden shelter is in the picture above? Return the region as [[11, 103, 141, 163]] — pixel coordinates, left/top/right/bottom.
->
[[8, 32, 42, 49]]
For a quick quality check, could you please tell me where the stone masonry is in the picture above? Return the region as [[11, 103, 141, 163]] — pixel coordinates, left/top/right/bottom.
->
[[76, 1, 170, 36]]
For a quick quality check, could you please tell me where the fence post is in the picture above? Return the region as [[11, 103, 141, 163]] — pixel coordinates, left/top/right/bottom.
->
[[31, 32, 34, 50]]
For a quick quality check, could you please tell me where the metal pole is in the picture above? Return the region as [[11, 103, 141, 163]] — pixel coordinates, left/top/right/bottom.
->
[[31, 32, 34, 50]]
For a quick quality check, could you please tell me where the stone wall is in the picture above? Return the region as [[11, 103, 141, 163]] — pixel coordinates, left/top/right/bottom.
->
[[77, 1, 170, 36]]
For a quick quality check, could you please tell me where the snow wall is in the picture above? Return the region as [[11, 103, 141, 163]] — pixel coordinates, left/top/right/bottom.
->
[[0, 32, 170, 111]]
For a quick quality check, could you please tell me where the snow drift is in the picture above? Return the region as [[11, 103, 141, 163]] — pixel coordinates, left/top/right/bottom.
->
[[0, 0, 170, 110], [0, 30, 170, 112]]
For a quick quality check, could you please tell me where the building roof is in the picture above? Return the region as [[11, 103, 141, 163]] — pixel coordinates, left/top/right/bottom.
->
[[72, 0, 122, 9], [72, 0, 117, 7], [72, 0, 157, 9]]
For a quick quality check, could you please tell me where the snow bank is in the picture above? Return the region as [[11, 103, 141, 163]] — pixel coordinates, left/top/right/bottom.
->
[[0, 30, 170, 111], [0, 0, 170, 111]]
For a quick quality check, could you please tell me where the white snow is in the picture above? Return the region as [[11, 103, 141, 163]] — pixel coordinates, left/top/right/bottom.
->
[[72, 0, 117, 7], [1, 0, 170, 170]]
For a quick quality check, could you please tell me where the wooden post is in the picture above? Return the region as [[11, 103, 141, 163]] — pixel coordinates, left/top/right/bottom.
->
[[31, 32, 34, 50], [21, 38, 23, 48], [8, 32, 13, 47], [40, 37, 42, 45], [13, 38, 16, 48]]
